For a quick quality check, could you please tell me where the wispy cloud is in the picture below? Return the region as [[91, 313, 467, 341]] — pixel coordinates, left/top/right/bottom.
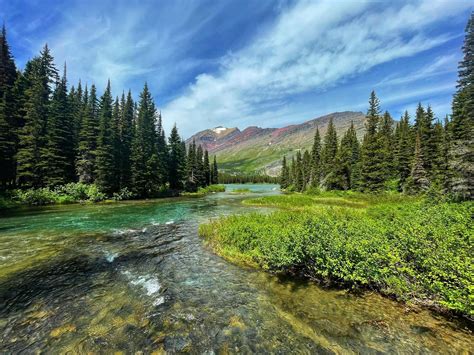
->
[[163, 0, 470, 136], [2, 0, 471, 137]]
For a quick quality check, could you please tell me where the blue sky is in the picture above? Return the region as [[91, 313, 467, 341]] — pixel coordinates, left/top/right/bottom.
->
[[1, 0, 472, 137]]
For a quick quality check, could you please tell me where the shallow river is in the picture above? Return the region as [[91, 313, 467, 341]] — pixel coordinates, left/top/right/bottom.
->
[[0, 184, 472, 353]]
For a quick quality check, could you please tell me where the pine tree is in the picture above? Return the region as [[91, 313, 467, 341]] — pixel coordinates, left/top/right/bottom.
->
[[211, 155, 219, 184], [195, 145, 205, 188], [334, 122, 360, 190], [360, 91, 386, 192], [379, 111, 395, 182], [76, 85, 98, 183], [68, 80, 83, 180], [111, 96, 122, 188], [449, 12, 474, 200], [310, 128, 321, 188], [280, 156, 290, 189], [168, 124, 186, 190], [0, 24, 18, 190], [406, 134, 430, 193], [295, 150, 304, 191], [156, 112, 169, 186], [41, 64, 73, 186], [203, 150, 211, 186], [130, 83, 159, 197], [95, 80, 118, 194], [16, 46, 57, 188], [321, 118, 338, 189], [185, 140, 198, 191], [119, 91, 134, 188], [395, 111, 413, 190]]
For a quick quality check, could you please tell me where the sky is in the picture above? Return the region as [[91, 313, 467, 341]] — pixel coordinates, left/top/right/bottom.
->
[[1, 0, 472, 137]]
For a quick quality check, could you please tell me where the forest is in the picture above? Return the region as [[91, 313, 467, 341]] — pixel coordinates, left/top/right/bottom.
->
[[0, 25, 218, 206]]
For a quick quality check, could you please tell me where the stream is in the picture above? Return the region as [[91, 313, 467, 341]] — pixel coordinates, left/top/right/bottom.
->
[[0, 184, 472, 353]]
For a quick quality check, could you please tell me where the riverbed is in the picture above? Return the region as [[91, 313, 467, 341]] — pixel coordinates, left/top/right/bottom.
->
[[0, 184, 472, 352]]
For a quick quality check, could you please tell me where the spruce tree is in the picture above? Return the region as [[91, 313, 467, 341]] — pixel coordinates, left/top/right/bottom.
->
[[130, 83, 159, 197], [41, 65, 73, 186], [168, 124, 186, 190], [195, 145, 205, 188], [334, 122, 360, 190], [321, 118, 338, 189], [203, 150, 211, 186], [211, 155, 219, 184], [280, 156, 290, 189], [16, 46, 57, 188], [0, 25, 18, 190], [156, 112, 169, 186], [407, 134, 430, 193], [310, 128, 321, 188], [449, 12, 474, 200], [295, 150, 304, 191], [379, 111, 394, 182], [119, 91, 134, 188], [185, 140, 198, 191], [95, 80, 118, 194], [395, 111, 413, 190], [360, 91, 386, 192], [76, 85, 98, 183]]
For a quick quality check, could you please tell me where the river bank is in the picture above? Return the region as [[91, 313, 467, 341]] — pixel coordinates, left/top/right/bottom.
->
[[0, 183, 226, 211], [199, 192, 474, 320]]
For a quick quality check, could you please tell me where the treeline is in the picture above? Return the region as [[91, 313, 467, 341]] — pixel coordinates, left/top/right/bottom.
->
[[281, 15, 473, 200], [0, 26, 219, 198], [218, 172, 279, 184]]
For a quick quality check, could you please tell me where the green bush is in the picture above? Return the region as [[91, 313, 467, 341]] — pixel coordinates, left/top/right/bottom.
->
[[112, 187, 134, 201], [11, 183, 107, 206], [200, 193, 474, 317]]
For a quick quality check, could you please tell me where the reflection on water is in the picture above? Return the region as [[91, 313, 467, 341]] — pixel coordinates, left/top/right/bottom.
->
[[0, 184, 472, 352]]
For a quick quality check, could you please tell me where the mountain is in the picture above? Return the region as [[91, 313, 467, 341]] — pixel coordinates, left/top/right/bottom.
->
[[186, 111, 366, 175]]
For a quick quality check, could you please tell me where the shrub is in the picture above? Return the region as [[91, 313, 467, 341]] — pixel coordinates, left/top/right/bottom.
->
[[200, 193, 474, 317]]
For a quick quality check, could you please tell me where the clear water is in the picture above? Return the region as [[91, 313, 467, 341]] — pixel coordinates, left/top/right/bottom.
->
[[0, 184, 472, 353]]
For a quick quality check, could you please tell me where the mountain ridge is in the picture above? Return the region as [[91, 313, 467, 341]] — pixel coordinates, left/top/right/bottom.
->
[[186, 111, 367, 175]]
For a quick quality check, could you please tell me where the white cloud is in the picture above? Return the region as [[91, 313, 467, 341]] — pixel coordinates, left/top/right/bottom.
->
[[163, 0, 470, 136]]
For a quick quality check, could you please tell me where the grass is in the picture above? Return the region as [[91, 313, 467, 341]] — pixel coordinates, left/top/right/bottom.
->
[[229, 188, 252, 194], [199, 191, 474, 318], [180, 184, 226, 197]]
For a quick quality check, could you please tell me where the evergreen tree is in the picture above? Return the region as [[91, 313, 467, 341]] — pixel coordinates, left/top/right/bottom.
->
[[449, 12, 474, 200], [203, 150, 211, 186], [310, 128, 321, 188], [280, 156, 290, 189], [168, 124, 186, 190], [185, 140, 198, 191], [295, 150, 304, 192], [41, 65, 73, 186], [379, 111, 394, 182], [130, 83, 159, 197], [211, 155, 219, 184], [76, 85, 98, 183], [16, 46, 57, 187], [334, 122, 360, 190], [119, 91, 134, 188], [406, 134, 430, 193], [95, 80, 118, 194], [156, 112, 169, 186], [360, 91, 386, 191], [395, 111, 413, 190], [111, 96, 122, 187], [0, 25, 18, 190], [321, 118, 338, 188], [195, 145, 205, 188]]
